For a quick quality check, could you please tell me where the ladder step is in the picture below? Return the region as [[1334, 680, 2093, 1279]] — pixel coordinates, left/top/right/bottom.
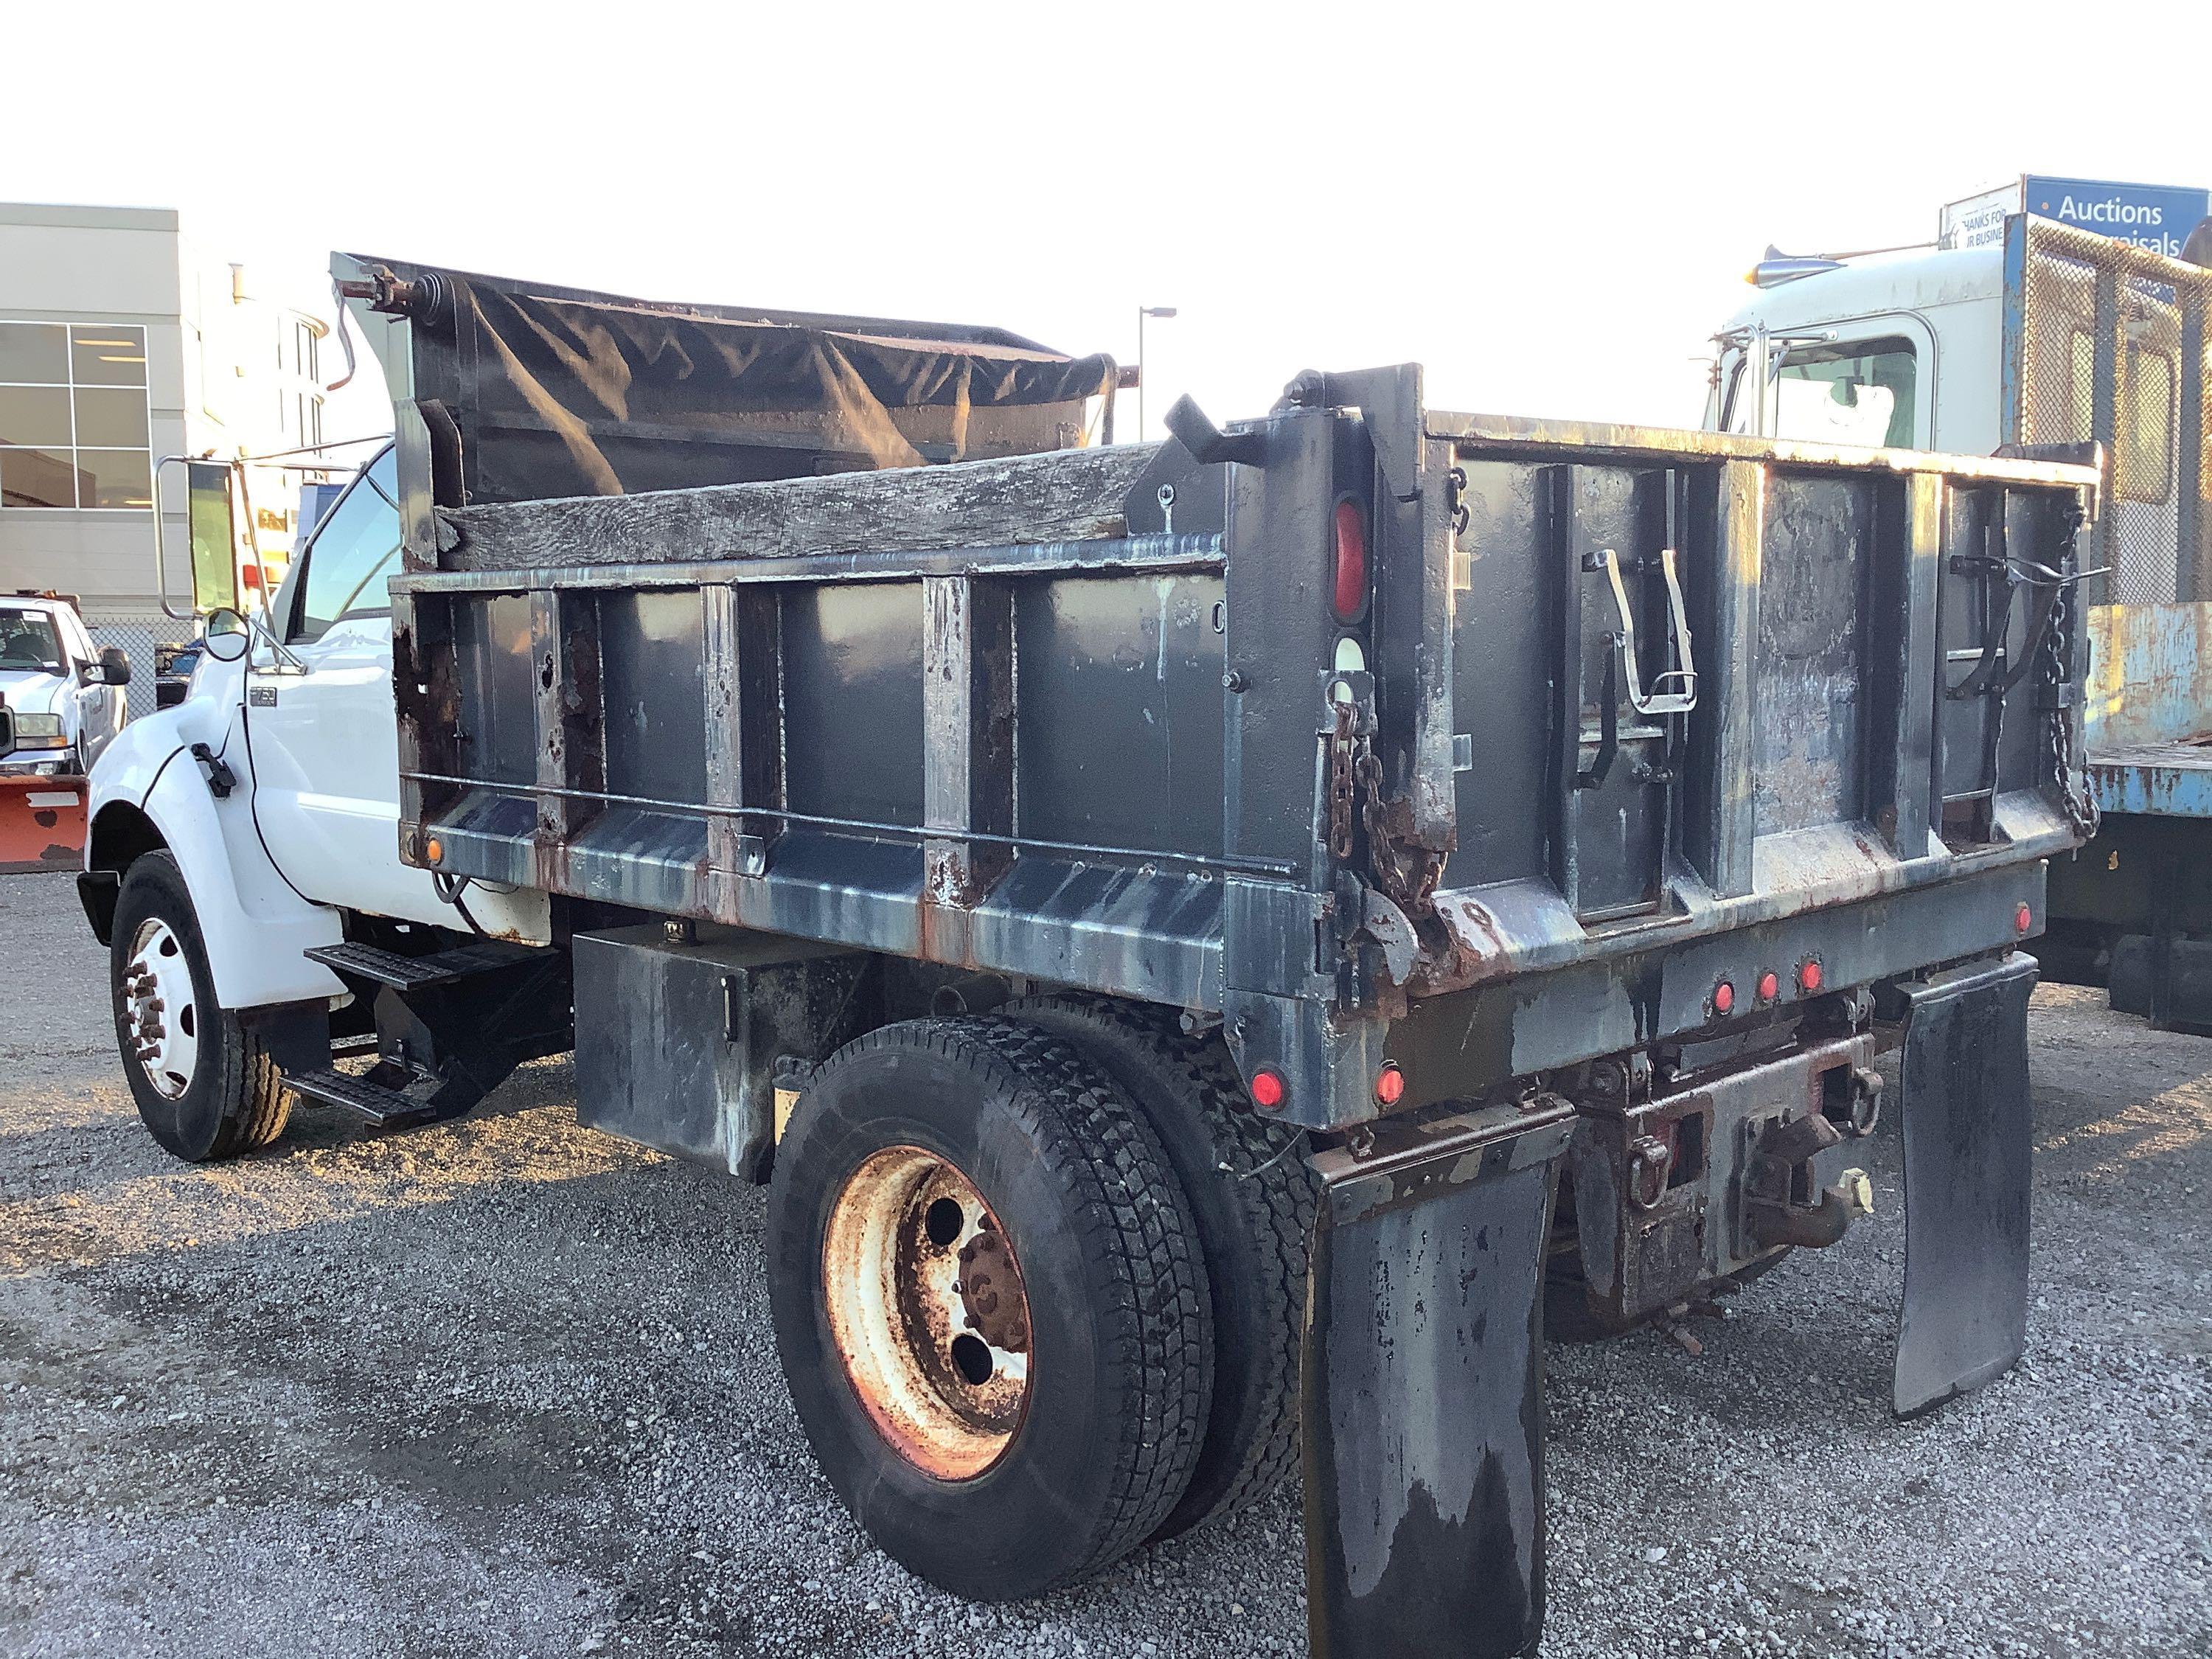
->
[[285, 1062, 444, 1129], [303, 938, 543, 991]]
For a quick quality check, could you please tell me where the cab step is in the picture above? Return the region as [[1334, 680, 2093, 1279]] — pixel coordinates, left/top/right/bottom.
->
[[303, 938, 544, 991], [285, 1060, 448, 1130]]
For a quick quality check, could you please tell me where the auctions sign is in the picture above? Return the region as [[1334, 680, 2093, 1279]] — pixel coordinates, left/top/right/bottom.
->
[[1940, 175, 2210, 258]]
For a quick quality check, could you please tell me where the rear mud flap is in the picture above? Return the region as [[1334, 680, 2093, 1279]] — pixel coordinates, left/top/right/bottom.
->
[[0, 774, 88, 874], [1301, 1100, 1575, 1659], [1892, 951, 2037, 1417]]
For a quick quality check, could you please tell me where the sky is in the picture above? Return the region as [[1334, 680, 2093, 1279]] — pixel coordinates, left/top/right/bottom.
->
[[6, 0, 2201, 442]]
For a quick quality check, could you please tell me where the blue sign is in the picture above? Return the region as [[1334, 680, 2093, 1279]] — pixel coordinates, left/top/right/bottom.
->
[[2021, 175, 2210, 260]]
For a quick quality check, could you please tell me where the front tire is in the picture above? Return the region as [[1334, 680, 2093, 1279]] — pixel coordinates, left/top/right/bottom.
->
[[768, 1018, 1213, 1600], [110, 852, 290, 1162]]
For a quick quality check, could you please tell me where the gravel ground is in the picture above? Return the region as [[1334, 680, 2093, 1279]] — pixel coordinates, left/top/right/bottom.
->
[[2, 868, 2208, 1658]]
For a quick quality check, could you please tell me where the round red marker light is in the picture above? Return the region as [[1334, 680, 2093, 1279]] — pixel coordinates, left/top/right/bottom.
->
[[1374, 1063, 1406, 1106], [1249, 1067, 1287, 1110], [1757, 970, 1780, 1003], [1712, 979, 1735, 1015], [1798, 959, 1824, 993], [2015, 903, 2034, 934]]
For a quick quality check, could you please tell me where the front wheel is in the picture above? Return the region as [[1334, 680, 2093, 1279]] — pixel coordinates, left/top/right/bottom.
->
[[768, 1018, 1214, 1601], [110, 852, 290, 1161]]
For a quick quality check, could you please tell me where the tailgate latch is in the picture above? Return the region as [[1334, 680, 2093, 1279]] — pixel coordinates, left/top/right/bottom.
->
[[1599, 545, 1699, 715]]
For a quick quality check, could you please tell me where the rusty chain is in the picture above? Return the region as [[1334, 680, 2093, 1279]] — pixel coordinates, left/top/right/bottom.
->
[[2042, 510, 2101, 841]]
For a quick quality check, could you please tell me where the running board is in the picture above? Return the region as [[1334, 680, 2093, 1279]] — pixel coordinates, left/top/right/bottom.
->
[[304, 938, 546, 990], [1302, 1099, 1576, 1659], [285, 1060, 451, 1130]]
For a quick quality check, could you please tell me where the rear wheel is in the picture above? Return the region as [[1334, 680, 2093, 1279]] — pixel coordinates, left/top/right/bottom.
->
[[768, 1018, 1212, 1600], [109, 852, 289, 1161], [1002, 995, 1318, 1534]]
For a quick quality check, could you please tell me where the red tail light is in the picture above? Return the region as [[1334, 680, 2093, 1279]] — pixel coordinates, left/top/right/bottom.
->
[[1331, 499, 1368, 621]]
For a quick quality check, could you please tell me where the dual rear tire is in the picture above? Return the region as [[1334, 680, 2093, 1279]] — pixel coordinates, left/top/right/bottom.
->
[[766, 1005, 1315, 1601]]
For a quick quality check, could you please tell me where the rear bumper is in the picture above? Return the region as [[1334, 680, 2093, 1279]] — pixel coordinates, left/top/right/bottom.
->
[[1390, 856, 2045, 1110]]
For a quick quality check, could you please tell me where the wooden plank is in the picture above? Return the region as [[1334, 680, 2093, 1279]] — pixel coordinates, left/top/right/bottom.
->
[[922, 575, 1015, 919], [530, 591, 604, 853], [703, 584, 782, 885], [439, 442, 1165, 574]]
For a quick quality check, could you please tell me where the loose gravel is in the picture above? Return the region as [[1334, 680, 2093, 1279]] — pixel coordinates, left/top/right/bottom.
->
[[1, 870, 2207, 1657]]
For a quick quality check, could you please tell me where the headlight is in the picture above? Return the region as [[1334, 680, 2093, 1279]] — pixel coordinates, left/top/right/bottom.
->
[[11, 714, 64, 739]]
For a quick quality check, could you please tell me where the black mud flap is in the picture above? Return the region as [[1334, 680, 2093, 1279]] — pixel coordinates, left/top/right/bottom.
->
[[1892, 950, 2037, 1418], [1302, 1099, 1576, 1659]]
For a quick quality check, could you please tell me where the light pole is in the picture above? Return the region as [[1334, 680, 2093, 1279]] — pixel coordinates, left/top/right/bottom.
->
[[1136, 306, 1177, 440]]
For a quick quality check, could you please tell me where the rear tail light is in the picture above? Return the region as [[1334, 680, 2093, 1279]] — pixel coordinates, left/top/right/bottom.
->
[[1331, 498, 1368, 621], [1249, 1067, 1287, 1110]]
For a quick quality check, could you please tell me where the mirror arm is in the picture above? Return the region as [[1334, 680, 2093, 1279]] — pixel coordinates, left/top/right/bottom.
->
[[150, 456, 201, 625]]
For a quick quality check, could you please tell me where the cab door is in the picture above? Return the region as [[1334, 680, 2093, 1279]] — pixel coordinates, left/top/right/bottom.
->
[[57, 609, 122, 765], [245, 448, 445, 921]]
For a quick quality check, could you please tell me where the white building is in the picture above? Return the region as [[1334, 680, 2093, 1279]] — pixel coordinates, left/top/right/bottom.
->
[[1, 201, 337, 644]]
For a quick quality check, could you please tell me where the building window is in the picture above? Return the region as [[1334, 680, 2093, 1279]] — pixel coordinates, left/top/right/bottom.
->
[[0, 321, 153, 509]]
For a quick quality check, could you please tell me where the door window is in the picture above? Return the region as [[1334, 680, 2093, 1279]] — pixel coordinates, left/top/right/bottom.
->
[[1728, 337, 1919, 448], [290, 448, 400, 643]]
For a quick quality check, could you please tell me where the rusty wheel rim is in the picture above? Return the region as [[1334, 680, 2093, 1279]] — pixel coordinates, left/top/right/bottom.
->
[[822, 1146, 1033, 1481]]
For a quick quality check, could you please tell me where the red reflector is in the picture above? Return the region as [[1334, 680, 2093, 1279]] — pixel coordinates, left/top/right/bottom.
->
[[1331, 499, 1368, 620], [1712, 980, 1735, 1015], [2016, 903, 2034, 934], [1374, 1063, 1405, 1106], [1757, 970, 1779, 1002], [1250, 1067, 1287, 1110], [1799, 959, 1824, 993]]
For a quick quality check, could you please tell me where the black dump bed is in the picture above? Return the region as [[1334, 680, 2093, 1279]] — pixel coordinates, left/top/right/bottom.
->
[[343, 257, 2101, 1131]]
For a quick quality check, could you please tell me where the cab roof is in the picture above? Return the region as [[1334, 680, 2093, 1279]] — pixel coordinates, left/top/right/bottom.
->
[[1719, 246, 2005, 334]]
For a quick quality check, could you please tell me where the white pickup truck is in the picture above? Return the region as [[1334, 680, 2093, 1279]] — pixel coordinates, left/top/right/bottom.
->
[[1, 591, 131, 872]]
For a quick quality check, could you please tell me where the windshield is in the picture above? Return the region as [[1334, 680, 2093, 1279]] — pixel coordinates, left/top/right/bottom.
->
[[0, 607, 65, 672], [1726, 337, 1918, 448]]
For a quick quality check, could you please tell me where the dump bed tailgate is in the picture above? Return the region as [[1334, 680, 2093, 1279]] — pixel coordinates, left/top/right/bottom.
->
[[1348, 414, 2097, 1096]]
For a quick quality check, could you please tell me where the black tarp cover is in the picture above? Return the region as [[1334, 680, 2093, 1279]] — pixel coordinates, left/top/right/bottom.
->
[[389, 262, 1117, 504]]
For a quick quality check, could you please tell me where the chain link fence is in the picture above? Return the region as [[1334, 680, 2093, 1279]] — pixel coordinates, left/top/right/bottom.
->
[[2013, 216, 2211, 605], [79, 616, 183, 721]]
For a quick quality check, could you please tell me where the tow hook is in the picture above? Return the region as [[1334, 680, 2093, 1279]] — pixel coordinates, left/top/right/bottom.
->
[[1742, 1110, 1875, 1250]]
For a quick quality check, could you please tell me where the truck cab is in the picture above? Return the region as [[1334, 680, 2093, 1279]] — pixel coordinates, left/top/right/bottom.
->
[[1706, 245, 2007, 454]]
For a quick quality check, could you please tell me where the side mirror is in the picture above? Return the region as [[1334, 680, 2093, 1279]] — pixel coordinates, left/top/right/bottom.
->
[[185, 460, 241, 618], [97, 645, 133, 686]]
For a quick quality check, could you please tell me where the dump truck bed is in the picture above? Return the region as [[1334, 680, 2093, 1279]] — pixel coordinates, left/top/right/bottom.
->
[[373, 324, 2097, 1126]]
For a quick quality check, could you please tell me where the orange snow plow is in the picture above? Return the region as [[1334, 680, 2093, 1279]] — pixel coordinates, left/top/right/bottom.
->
[[0, 709, 86, 873]]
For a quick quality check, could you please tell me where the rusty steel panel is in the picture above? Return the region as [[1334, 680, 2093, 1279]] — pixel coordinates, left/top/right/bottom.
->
[[1012, 572, 1225, 861], [2084, 600, 2212, 751], [1753, 470, 1872, 833], [782, 583, 927, 830]]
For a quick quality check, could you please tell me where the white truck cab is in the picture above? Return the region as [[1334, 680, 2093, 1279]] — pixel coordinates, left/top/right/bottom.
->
[[79, 444, 548, 1156], [1705, 245, 2007, 455]]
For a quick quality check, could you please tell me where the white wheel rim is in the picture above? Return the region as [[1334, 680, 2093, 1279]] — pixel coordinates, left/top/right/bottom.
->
[[822, 1147, 1034, 1481], [122, 917, 199, 1099]]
